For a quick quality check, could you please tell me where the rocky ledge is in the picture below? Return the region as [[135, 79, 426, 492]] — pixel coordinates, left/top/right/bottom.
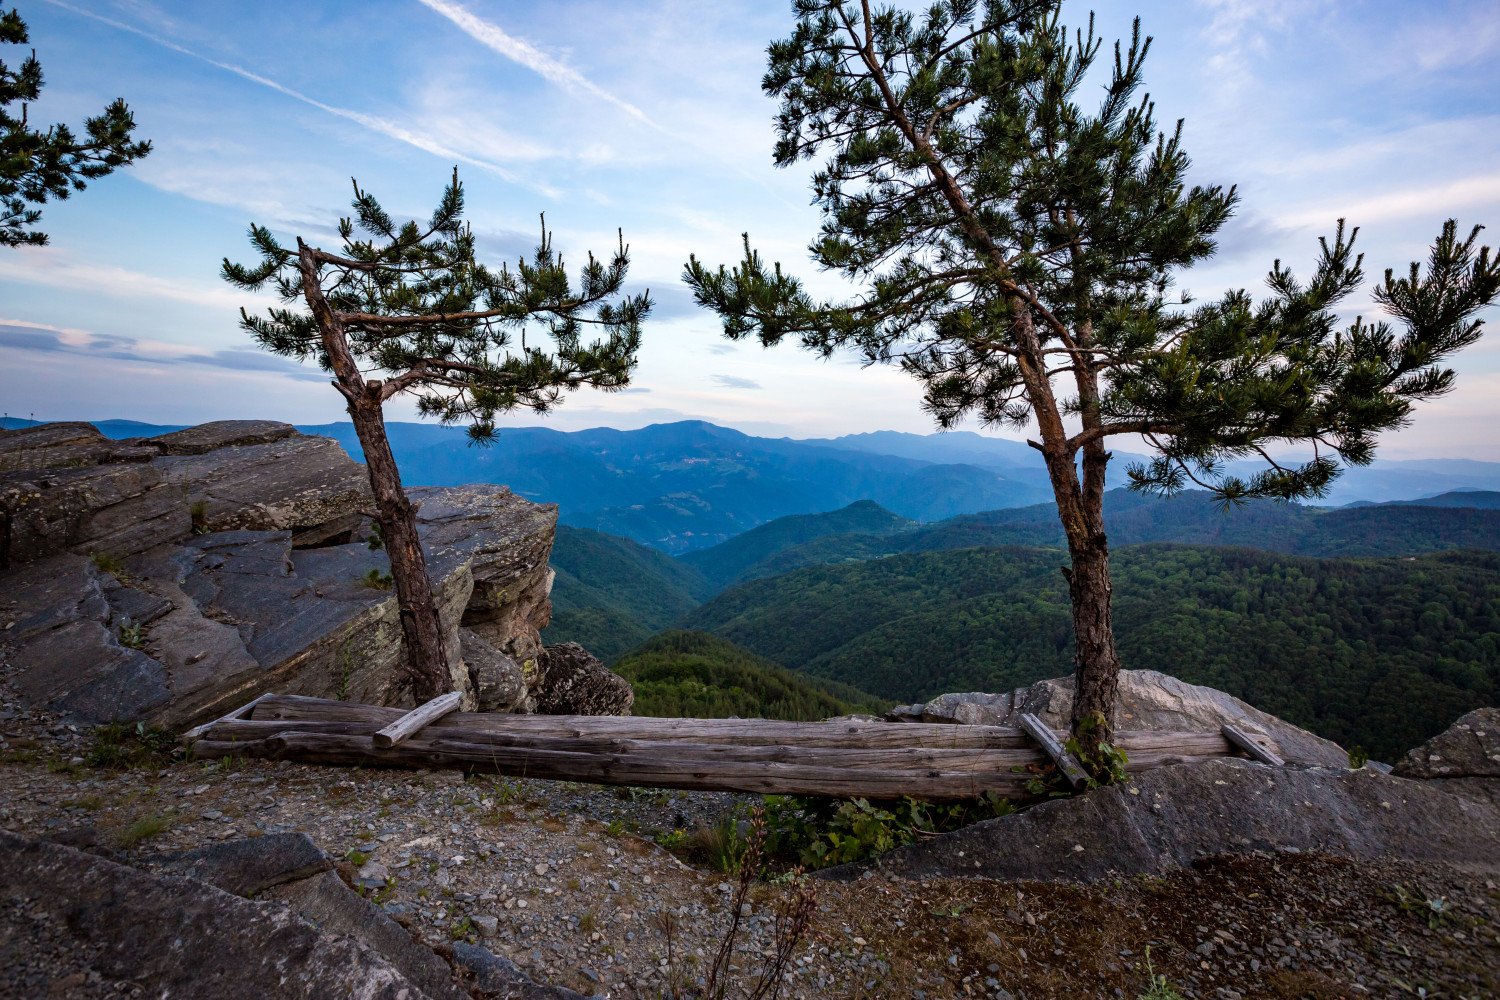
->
[[0, 420, 629, 728]]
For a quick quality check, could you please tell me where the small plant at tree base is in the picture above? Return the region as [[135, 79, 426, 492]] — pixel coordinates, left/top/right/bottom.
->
[[1138, 945, 1186, 1000], [360, 568, 394, 591], [366, 520, 384, 550]]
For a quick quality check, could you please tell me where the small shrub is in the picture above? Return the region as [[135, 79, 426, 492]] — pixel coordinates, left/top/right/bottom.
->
[[759, 792, 1014, 870], [345, 848, 370, 867], [366, 521, 384, 550], [189, 500, 211, 535], [449, 914, 478, 943], [360, 568, 394, 590], [117, 621, 147, 650], [1348, 745, 1370, 769], [90, 551, 129, 580], [116, 811, 174, 848], [86, 721, 176, 770]]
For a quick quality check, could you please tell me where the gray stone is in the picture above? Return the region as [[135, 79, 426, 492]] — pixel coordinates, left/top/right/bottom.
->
[[533, 642, 633, 716], [463, 628, 527, 712], [266, 870, 467, 1000], [1394, 707, 1500, 779], [143, 419, 299, 456], [888, 669, 1348, 767], [0, 829, 450, 999], [154, 831, 333, 897], [851, 757, 1500, 883], [450, 940, 593, 999]]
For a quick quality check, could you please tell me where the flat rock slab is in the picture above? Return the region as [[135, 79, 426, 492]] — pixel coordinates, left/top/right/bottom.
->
[[0, 830, 446, 999], [155, 831, 332, 897], [851, 757, 1500, 883], [888, 669, 1349, 767]]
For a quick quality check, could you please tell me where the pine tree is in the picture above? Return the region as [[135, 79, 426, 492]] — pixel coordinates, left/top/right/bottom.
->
[[683, 0, 1500, 769], [224, 171, 650, 700], [1, 7, 150, 246]]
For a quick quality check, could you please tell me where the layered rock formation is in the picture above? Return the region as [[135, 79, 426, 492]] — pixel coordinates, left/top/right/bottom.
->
[[888, 668, 1349, 767], [1393, 706, 1500, 806], [0, 420, 626, 727]]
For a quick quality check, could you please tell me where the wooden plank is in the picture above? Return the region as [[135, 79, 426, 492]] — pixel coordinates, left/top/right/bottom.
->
[[1221, 724, 1284, 766], [1017, 713, 1091, 788], [180, 692, 274, 742], [189, 732, 1035, 802], [252, 694, 1036, 750], [373, 691, 463, 748]]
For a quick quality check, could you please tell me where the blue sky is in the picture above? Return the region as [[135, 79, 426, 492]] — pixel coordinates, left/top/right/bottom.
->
[[2, 0, 1497, 459]]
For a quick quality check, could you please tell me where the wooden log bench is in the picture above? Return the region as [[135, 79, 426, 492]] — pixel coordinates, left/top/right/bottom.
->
[[183, 692, 1287, 802]]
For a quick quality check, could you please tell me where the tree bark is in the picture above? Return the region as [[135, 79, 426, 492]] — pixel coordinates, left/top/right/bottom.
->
[[346, 390, 451, 702], [296, 240, 451, 703]]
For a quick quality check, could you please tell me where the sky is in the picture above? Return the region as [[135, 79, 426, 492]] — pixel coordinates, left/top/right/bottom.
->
[[2, 0, 1498, 459]]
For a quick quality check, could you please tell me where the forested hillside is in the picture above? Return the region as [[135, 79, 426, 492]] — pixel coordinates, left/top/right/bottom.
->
[[614, 631, 890, 721], [685, 546, 1500, 759], [544, 526, 711, 660], [681, 500, 915, 589], [719, 490, 1500, 584]]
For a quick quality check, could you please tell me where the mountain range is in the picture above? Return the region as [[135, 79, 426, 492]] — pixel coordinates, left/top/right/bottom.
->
[[7, 416, 1500, 554]]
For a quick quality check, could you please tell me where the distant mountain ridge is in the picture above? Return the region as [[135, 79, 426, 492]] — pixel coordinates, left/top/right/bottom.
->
[[683, 490, 1500, 587], [9, 416, 1500, 552]]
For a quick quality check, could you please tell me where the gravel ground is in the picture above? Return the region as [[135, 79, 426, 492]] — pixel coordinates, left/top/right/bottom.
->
[[2, 713, 1497, 999]]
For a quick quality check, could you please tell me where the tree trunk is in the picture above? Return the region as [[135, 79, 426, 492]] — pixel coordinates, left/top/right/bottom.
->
[[1062, 513, 1122, 758], [347, 391, 451, 702]]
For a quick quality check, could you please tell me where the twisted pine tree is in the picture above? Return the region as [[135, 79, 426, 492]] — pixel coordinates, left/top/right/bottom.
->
[[684, 0, 1500, 770], [224, 171, 650, 700], [1, 7, 150, 246]]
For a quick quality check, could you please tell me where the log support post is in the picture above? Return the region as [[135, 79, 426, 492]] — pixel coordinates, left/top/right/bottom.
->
[[1018, 712, 1090, 789]]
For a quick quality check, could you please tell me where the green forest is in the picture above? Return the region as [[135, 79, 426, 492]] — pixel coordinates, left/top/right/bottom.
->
[[683, 546, 1499, 760], [614, 631, 890, 721]]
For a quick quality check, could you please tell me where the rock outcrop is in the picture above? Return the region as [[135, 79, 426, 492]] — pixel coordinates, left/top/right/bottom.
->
[[888, 669, 1349, 767], [0, 829, 588, 999], [1393, 707, 1500, 806], [849, 757, 1500, 883], [533, 642, 634, 716], [0, 420, 626, 727]]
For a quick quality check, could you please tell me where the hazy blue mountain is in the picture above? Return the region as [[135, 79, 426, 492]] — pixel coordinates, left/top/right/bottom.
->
[[1345, 489, 1500, 510], [300, 419, 1040, 552]]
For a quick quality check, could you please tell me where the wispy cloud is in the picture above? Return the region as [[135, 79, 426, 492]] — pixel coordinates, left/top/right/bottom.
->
[[414, 0, 658, 130], [712, 374, 761, 390], [1275, 174, 1500, 230], [0, 247, 250, 310], [0, 320, 325, 381], [41, 0, 555, 195]]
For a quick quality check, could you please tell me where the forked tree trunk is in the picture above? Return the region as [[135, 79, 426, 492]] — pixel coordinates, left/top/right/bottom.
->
[[346, 391, 451, 702]]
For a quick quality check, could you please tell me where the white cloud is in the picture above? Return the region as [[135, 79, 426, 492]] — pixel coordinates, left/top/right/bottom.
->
[[0, 247, 251, 311], [1275, 174, 1500, 230]]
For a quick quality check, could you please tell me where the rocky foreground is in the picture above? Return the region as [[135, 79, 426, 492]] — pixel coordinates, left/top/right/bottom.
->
[[1, 733, 1497, 999]]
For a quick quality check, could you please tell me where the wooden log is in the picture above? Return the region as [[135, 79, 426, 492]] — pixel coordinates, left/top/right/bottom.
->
[[1017, 713, 1090, 788], [373, 691, 463, 748], [190, 732, 1034, 801], [1220, 724, 1285, 766], [252, 694, 1036, 750], [180, 692, 274, 742]]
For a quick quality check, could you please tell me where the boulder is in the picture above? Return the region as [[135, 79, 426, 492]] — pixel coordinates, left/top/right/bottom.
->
[[533, 642, 634, 716], [0, 422, 574, 727], [1393, 707, 1500, 807], [849, 757, 1500, 883], [888, 669, 1348, 767]]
